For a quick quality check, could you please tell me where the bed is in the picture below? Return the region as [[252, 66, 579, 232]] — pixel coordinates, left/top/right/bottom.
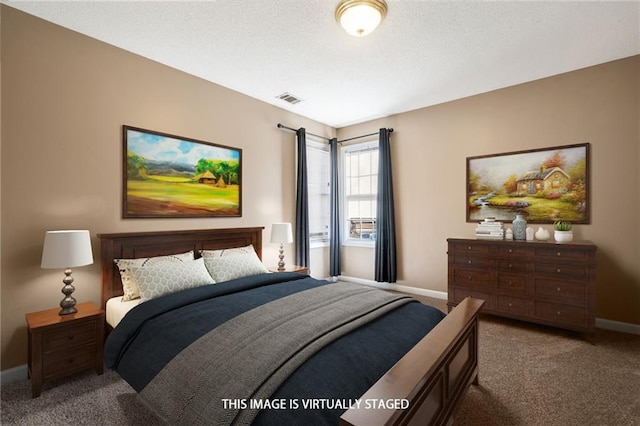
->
[[98, 227, 484, 426]]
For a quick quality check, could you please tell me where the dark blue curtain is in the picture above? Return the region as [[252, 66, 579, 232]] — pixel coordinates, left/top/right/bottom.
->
[[329, 138, 341, 277], [295, 128, 310, 268], [375, 128, 397, 283]]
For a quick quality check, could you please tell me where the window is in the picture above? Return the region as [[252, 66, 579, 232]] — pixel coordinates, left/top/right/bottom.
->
[[343, 141, 378, 244], [307, 140, 330, 245]]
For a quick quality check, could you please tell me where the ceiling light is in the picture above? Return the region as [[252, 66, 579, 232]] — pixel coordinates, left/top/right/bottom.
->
[[335, 0, 388, 37]]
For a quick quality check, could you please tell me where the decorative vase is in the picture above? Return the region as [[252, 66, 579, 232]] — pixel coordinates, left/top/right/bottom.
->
[[512, 214, 527, 240]]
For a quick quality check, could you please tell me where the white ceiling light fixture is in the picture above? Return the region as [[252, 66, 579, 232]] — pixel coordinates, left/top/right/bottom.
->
[[335, 0, 388, 37]]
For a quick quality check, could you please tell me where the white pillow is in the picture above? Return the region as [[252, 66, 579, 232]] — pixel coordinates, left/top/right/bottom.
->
[[201, 245, 268, 282], [132, 257, 215, 301], [114, 251, 194, 301]]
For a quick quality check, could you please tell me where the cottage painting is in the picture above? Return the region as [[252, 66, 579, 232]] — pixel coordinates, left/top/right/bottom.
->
[[467, 143, 589, 223], [123, 126, 242, 218]]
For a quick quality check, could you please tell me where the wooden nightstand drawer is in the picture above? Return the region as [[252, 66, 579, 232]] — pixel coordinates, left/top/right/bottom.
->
[[43, 345, 97, 380], [43, 321, 97, 353]]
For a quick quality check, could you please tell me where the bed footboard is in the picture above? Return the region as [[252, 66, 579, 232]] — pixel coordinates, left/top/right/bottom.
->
[[340, 297, 484, 426]]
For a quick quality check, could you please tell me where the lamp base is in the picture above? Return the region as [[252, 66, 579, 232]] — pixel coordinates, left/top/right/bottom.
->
[[277, 243, 286, 271], [59, 268, 77, 316]]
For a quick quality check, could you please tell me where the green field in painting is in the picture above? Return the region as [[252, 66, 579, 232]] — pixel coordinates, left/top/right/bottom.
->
[[127, 176, 239, 215]]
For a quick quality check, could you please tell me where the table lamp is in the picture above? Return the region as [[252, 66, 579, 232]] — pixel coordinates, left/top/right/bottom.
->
[[41, 230, 94, 315], [270, 223, 293, 271]]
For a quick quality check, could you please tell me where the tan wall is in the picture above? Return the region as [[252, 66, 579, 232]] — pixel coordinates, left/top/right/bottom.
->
[[338, 55, 640, 326], [0, 7, 334, 370]]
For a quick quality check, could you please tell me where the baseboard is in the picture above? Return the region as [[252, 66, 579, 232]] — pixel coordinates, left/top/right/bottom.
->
[[1, 364, 27, 386], [596, 317, 640, 335], [338, 275, 448, 300]]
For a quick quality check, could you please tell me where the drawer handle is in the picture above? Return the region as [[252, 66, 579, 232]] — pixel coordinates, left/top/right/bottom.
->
[[508, 264, 513, 269], [508, 302, 513, 307], [557, 311, 561, 316], [68, 335, 75, 340], [468, 276, 473, 281], [468, 260, 473, 265], [557, 252, 562, 257], [68, 358, 75, 364], [508, 249, 513, 253], [508, 281, 513, 286], [468, 246, 472, 250], [557, 268, 561, 273], [557, 287, 561, 292]]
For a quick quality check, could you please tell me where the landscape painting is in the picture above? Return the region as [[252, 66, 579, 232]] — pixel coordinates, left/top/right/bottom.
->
[[123, 126, 241, 218], [467, 143, 589, 224]]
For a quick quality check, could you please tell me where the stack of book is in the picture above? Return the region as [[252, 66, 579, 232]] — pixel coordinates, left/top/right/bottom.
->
[[476, 218, 504, 239]]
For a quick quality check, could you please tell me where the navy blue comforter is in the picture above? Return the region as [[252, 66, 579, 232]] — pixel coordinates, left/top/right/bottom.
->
[[104, 273, 446, 425]]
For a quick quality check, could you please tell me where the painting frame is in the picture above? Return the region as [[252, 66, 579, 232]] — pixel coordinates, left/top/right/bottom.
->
[[122, 125, 242, 218], [466, 143, 590, 224]]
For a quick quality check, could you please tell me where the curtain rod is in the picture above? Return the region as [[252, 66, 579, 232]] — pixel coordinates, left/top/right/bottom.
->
[[337, 128, 393, 144], [277, 123, 394, 144], [276, 123, 332, 142]]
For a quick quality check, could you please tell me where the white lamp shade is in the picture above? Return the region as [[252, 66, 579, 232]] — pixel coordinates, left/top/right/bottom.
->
[[41, 230, 94, 269], [270, 223, 293, 244]]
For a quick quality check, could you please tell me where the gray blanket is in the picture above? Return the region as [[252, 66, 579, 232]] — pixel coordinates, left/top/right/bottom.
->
[[139, 282, 414, 425]]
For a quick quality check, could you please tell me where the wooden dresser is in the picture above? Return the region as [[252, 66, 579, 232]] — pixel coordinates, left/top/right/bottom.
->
[[447, 238, 596, 340]]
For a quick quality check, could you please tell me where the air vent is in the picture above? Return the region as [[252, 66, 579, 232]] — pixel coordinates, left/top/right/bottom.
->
[[276, 92, 303, 105]]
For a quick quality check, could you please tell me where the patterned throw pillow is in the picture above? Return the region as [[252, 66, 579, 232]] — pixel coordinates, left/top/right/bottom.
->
[[114, 251, 194, 301], [132, 257, 215, 301], [200, 245, 268, 283]]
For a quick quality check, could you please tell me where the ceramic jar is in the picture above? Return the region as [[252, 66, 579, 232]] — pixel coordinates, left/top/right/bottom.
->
[[512, 214, 527, 241]]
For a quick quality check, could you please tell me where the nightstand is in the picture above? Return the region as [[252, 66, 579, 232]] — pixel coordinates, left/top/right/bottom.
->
[[268, 265, 309, 274], [26, 301, 105, 398]]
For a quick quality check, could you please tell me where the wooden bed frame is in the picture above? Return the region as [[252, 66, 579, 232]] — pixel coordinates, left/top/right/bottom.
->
[[98, 227, 484, 426]]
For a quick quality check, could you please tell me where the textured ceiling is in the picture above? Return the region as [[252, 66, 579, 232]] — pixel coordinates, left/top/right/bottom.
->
[[4, 0, 639, 128]]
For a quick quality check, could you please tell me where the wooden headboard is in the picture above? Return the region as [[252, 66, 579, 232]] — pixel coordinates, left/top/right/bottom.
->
[[97, 227, 264, 310]]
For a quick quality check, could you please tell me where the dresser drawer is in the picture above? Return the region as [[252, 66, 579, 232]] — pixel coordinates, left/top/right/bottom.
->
[[534, 301, 587, 328], [533, 247, 590, 261], [496, 274, 527, 295], [497, 295, 531, 315], [534, 263, 587, 279], [451, 287, 491, 309], [452, 269, 491, 291], [451, 255, 491, 269], [496, 245, 534, 257], [43, 345, 97, 380], [496, 260, 528, 274], [43, 321, 97, 353], [534, 278, 586, 304], [449, 242, 491, 255]]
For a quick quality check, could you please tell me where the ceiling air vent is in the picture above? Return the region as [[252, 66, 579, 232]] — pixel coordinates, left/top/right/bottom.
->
[[276, 92, 303, 105]]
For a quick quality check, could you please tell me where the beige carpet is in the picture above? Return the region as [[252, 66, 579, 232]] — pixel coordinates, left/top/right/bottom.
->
[[2, 295, 639, 425], [413, 295, 640, 426]]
